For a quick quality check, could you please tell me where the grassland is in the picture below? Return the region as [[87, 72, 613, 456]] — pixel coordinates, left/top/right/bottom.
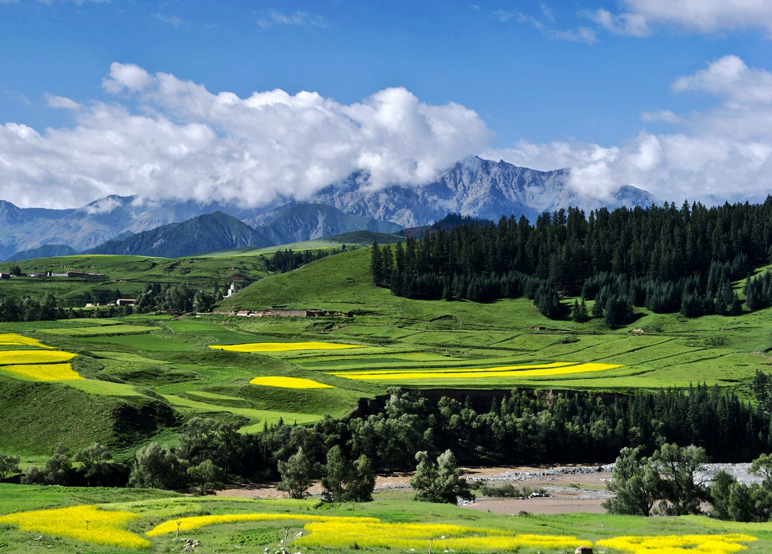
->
[[0, 245, 770, 459], [1, 246, 772, 551], [0, 253, 272, 302], [0, 484, 770, 553]]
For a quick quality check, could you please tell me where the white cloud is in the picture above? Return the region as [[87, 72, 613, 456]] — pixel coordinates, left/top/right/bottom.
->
[[486, 56, 772, 204], [641, 109, 680, 123], [0, 63, 491, 208], [586, 0, 772, 37], [257, 10, 325, 29], [672, 55, 772, 105], [492, 8, 598, 44], [45, 94, 80, 110]]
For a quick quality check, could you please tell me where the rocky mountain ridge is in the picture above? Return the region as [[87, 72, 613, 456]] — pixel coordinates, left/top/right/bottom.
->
[[0, 157, 657, 259]]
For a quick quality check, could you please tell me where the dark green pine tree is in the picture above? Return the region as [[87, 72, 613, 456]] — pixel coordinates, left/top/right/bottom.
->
[[371, 241, 382, 286], [730, 293, 743, 315], [579, 298, 589, 321], [591, 298, 604, 318]]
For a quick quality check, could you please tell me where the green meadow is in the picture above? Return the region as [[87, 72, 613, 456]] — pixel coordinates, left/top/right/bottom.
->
[[0, 246, 771, 552], [0, 246, 770, 460], [0, 484, 771, 553]]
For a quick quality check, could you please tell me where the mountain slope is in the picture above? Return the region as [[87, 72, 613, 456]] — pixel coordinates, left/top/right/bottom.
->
[[87, 205, 405, 258], [88, 212, 271, 257], [0, 156, 658, 259], [7, 244, 78, 262], [245, 204, 403, 245], [310, 156, 658, 226]]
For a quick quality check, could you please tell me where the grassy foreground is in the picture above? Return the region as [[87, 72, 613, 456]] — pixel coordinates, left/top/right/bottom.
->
[[0, 484, 771, 553]]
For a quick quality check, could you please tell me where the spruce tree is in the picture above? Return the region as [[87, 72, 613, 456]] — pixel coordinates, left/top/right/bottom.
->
[[370, 241, 382, 286]]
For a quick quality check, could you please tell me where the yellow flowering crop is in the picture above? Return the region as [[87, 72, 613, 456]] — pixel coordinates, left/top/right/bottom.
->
[[596, 534, 757, 554], [0, 505, 149, 549], [209, 342, 364, 352], [249, 376, 334, 389], [333, 362, 621, 381], [146, 513, 379, 536], [0, 363, 83, 381], [295, 521, 591, 551], [0, 333, 53, 348], [340, 361, 574, 376], [0, 349, 76, 365]]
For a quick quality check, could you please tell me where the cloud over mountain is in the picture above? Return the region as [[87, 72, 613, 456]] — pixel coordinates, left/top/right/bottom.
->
[[486, 55, 772, 203], [0, 63, 490, 208]]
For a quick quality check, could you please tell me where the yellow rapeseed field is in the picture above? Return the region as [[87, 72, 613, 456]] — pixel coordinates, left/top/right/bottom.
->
[[0, 333, 53, 348], [249, 376, 334, 389], [0, 505, 149, 549], [209, 341, 364, 352], [333, 362, 622, 381], [146, 514, 379, 536], [0, 363, 83, 381], [596, 534, 757, 553], [0, 350, 77, 365], [295, 521, 591, 551]]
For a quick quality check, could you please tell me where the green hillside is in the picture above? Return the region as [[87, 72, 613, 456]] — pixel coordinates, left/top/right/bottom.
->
[[1, 253, 271, 302], [88, 212, 270, 257], [218, 247, 772, 393]]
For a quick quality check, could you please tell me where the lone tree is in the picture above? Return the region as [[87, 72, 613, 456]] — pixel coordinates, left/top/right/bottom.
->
[[602, 446, 661, 517], [410, 449, 474, 504], [0, 452, 21, 480], [277, 447, 314, 499]]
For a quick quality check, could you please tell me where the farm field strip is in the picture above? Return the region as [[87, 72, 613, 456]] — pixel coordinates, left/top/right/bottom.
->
[[0, 363, 82, 381], [0, 349, 76, 365], [64, 379, 142, 397], [38, 325, 158, 337], [0, 333, 53, 349], [209, 341, 365, 352], [548, 336, 675, 361], [161, 394, 322, 431], [0, 505, 149, 549], [249, 376, 335, 389], [337, 361, 575, 376], [332, 362, 623, 381]]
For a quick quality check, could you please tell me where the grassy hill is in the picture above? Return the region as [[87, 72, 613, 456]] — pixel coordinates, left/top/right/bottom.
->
[[0, 253, 272, 303], [217, 247, 772, 393]]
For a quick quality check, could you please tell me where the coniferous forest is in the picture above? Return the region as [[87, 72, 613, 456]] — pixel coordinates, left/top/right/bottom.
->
[[371, 200, 772, 324]]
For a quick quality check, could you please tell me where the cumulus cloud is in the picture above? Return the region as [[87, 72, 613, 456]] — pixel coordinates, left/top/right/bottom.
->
[[0, 63, 491, 208], [486, 55, 772, 204], [585, 0, 772, 37]]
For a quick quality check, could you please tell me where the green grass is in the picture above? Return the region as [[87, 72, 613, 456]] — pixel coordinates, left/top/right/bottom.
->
[[0, 253, 272, 302], [1, 246, 771, 458], [0, 485, 771, 553], [38, 324, 158, 337]]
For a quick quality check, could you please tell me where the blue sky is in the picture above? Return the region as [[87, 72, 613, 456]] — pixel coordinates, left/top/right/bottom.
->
[[1, 0, 772, 208]]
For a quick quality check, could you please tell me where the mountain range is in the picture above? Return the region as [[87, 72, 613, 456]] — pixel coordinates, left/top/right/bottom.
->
[[87, 205, 403, 258], [0, 156, 658, 260]]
